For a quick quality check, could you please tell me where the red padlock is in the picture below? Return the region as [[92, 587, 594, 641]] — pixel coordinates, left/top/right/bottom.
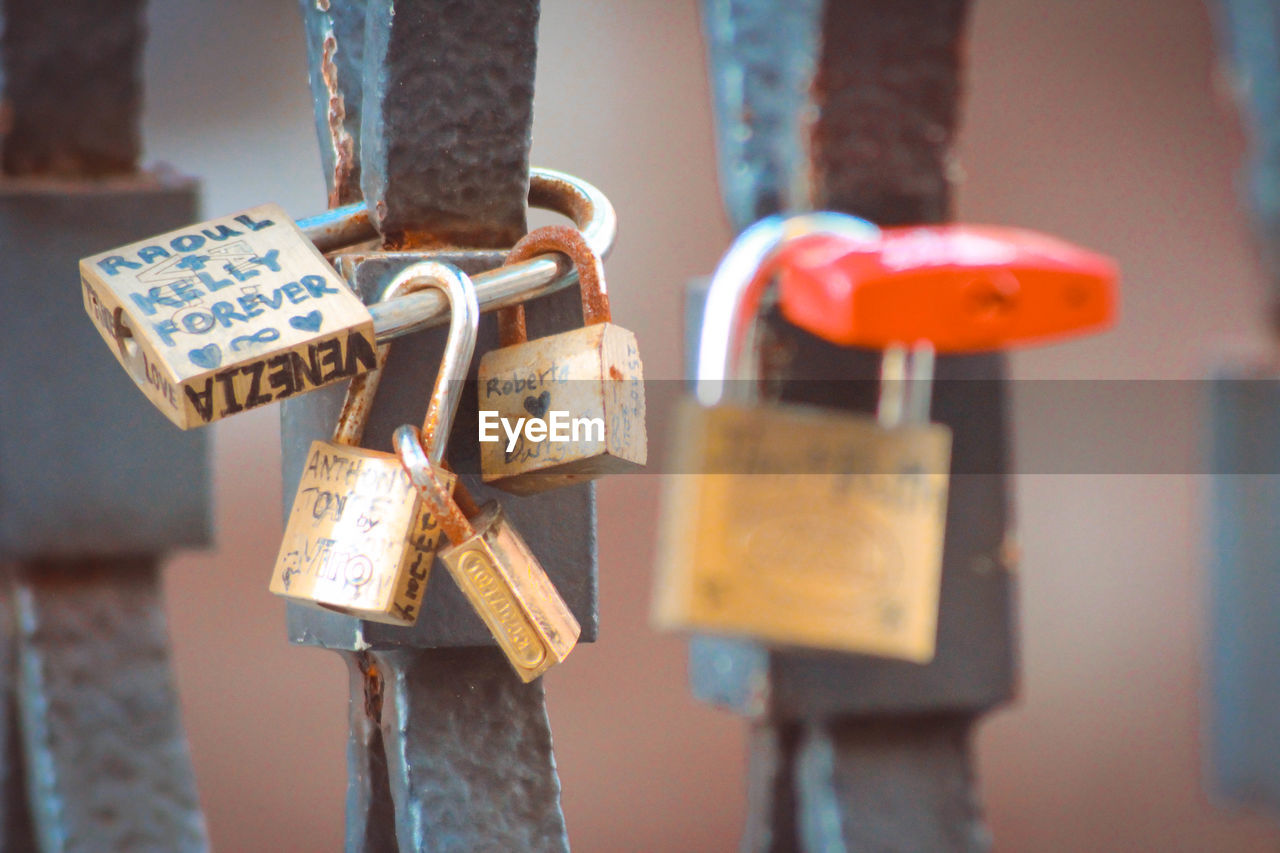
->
[[772, 224, 1118, 352]]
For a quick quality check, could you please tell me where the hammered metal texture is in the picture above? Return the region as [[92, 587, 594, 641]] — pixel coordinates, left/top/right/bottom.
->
[[376, 648, 569, 853], [360, 0, 538, 248], [11, 560, 206, 852], [0, 0, 144, 176]]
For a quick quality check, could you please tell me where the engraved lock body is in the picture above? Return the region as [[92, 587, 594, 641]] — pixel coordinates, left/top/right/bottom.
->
[[477, 225, 646, 494], [394, 426, 581, 681], [652, 214, 953, 663], [80, 204, 378, 428], [655, 214, 1118, 661], [269, 261, 478, 625]]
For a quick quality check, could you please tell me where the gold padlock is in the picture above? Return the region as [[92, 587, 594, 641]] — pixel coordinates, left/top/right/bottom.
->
[[651, 215, 952, 663], [477, 225, 646, 494], [80, 204, 378, 429], [268, 260, 478, 625], [394, 425, 581, 681]]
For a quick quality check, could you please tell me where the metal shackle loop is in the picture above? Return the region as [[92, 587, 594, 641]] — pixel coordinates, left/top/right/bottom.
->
[[695, 212, 879, 407], [496, 224, 611, 348], [381, 261, 480, 464], [394, 424, 472, 545], [353, 169, 618, 343], [299, 167, 616, 263], [329, 348, 391, 448]]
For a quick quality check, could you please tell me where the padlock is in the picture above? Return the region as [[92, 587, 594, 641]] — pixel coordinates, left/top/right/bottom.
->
[[393, 424, 581, 681], [773, 224, 1117, 351], [80, 204, 379, 429], [653, 212, 1119, 662], [477, 225, 646, 494], [268, 260, 478, 625], [80, 168, 620, 429]]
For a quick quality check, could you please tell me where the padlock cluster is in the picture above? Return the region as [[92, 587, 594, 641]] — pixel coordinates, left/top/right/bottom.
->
[[79, 169, 646, 682], [651, 212, 1117, 663]]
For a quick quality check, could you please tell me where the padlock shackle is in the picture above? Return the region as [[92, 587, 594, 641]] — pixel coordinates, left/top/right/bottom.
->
[[298, 168, 615, 259], [696, 213, 879, 406], [330, 346, 391, 447], [496, 225, 611, 348], [381, 261, 480, 464], [304, 169, 619, 348], [394, 424, 473, 545]]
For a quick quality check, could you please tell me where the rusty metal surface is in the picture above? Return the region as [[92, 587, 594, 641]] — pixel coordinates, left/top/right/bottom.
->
[[360, 0, 538, 249], [692, 0, 1007, 848], [298, 0, 368, 206], [10, 560, 206, 852], [0, 0, 144, 176], [342, 652, 398, 853]]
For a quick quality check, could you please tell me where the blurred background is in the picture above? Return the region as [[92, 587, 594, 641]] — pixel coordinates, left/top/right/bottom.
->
[[138, 0, 1280, 849]]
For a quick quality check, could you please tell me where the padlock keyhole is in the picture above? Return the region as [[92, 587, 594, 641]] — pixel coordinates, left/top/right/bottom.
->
[[964, 272, 1020, 320]]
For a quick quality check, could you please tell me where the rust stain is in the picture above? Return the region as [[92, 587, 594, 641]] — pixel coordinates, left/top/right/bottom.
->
[[498, 225, 611, 347], [609, 366, 623, 381], [321, 32, 357, 208], [357, 652, 383, 720]]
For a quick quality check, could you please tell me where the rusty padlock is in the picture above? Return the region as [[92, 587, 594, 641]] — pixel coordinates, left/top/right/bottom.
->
[[394, 424, 581, 681], [269, 260, 478, 625], [653, 212, 1118, 662], [476, 225, 646, 494], [80, 204, 379, 429]]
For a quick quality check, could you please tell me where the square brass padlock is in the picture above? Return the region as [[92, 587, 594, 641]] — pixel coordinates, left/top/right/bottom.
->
[[477, 226, 646, 494], [269, 260, 475, 625], [80, 204, 377, 428]]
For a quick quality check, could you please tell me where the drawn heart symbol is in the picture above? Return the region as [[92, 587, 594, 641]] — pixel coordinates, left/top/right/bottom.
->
[[289, 310, 323, 332], [523, 390, 551, 418], [188, 344, 222, 370]]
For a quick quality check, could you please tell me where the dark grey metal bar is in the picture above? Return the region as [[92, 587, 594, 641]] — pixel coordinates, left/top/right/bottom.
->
[[376, 648, 569, 852], [10, 561, 207, 852], [0, 2, 210, 848], [0, 0, 144, 177], [359, 0, 538, 249], [693, 0, 1013, 847], [289, 2, 588, 847], [1205, 0, 1280, 815]]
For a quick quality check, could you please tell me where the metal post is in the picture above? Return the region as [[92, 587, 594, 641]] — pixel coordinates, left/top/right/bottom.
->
[[1205, 0, 1280, 814], [0, 0, 210, 849], [689, 2, 1013, 848], [288, 2, 596, 849]]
